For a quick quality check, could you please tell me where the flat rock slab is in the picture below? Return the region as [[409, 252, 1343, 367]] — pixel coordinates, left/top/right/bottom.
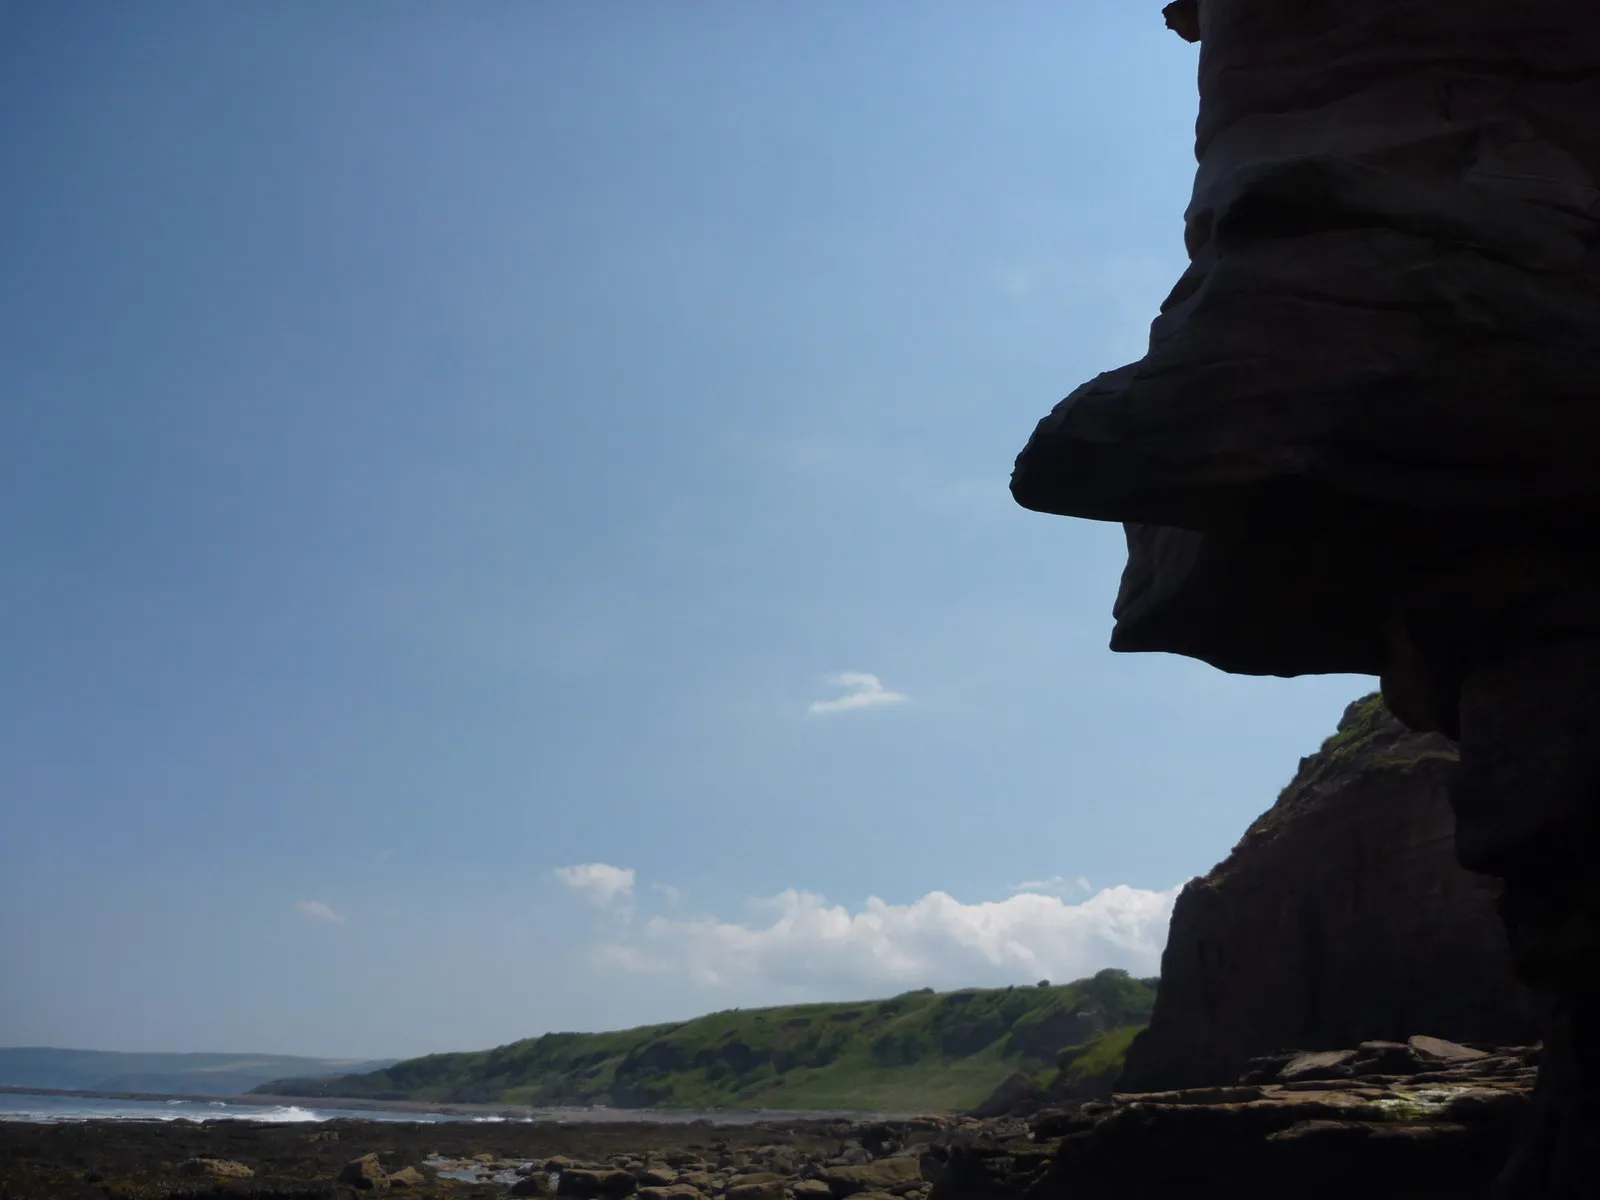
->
[[1279, 1050, 1359, 1083], [1409, 1035, 1488, 1062], [988, 1046, 1542, 1200]]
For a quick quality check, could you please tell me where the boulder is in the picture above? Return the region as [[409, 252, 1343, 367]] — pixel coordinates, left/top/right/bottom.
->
[[726, 1181, 786, 1200], [1350, 1040, 1422, 1077], [821, 1158, 924, 1198], [825, 1146, 870, 1168], [762, 1151, 799, 1176], [388, 1167, 429, 1190], [338, 1153, 389, 1192], [558, 1168, 639, 1199], [513, 1174, 556, 1198], [792, 1181, 834, 1200]]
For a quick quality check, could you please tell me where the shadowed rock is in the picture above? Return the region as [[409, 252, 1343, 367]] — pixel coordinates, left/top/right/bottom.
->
[[1009, 2, 1600, 1193], [1118, 696, 1545, 1093], [1012, 0, 1600, 690]]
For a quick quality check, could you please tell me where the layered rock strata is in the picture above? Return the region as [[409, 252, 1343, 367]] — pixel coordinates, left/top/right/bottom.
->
[[1008, 4, 1600, 1192], [1006, 1040, 1541, 1200], [1118, 695, 1545, 1092]]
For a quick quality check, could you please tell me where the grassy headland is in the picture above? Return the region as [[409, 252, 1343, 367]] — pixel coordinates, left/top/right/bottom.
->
[[254, 969, 1156, 1112]]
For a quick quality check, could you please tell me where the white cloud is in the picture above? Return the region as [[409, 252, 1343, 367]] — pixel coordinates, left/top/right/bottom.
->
[[294, 900, 345, 925], [591, 883, 1179, 990], [808, 671, 909, 715], [552, 863, 637, 909]]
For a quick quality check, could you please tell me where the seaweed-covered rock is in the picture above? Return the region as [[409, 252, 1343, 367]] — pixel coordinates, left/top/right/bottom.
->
[[177, 1157, 254, 1178], [338, 1151, 389, 1191]]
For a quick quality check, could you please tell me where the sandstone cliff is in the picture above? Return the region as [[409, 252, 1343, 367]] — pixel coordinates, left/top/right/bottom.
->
[[1007, 0, 1600, 1185], [1118, 695, 1546, 1093]]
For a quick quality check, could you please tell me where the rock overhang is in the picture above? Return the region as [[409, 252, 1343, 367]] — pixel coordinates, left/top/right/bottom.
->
[[1013, 0, 1600, 690]]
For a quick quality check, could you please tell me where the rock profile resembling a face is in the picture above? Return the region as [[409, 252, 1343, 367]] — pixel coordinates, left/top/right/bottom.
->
[[1012, 0, 1600, 686], [1010, 5, 1600, 1192]]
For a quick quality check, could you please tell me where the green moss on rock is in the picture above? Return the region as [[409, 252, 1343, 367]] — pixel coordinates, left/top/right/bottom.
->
[[1234, 693, 1457, 850]]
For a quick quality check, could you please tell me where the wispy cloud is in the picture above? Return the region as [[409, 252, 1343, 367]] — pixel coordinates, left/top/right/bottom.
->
[[552, 863, 637, 909], [294, 900, 345, 925], [1012, 875, 1093, 896], [590, 882, 1178, 989], [808, 671, 908, 715]]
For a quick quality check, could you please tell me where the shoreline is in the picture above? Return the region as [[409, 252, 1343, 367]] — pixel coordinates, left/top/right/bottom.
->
[[0, 1104, 971, 1198], [0, 1084, 919, 1125]]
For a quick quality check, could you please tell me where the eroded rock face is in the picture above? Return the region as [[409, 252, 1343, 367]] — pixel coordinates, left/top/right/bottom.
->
[[1008, 4, 1600, 1193], [1010, 0, 1600, 681], [1119, 696, 1545, 1092]]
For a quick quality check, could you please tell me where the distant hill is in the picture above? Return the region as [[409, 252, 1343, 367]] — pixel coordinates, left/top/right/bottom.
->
[[254, 969, 1157, 1112], [0, 1048, 398, 1097]]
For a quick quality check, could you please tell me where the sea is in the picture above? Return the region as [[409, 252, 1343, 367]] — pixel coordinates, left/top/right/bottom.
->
[[0, 1090, 867, 1126], [0, 1092, 500, 1124]]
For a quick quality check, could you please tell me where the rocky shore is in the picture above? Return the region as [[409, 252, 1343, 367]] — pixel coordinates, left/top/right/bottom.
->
[[0, 1112, 954, 1200], [0, 1035, 1538, 1200], [1013, 1036, 1538, 1200]]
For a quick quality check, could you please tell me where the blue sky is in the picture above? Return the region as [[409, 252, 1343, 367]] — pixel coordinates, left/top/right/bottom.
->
[[0, 1, 1372, 1060]]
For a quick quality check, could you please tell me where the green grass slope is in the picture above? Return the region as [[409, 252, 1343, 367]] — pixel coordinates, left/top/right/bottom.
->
[[0, 1048, 397, 1097], [255, 969, 1157, 1112]]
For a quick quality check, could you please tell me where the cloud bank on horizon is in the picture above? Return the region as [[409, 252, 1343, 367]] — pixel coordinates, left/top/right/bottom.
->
[[556, 862, 1178, 992], [808, 671, 909, 715]]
